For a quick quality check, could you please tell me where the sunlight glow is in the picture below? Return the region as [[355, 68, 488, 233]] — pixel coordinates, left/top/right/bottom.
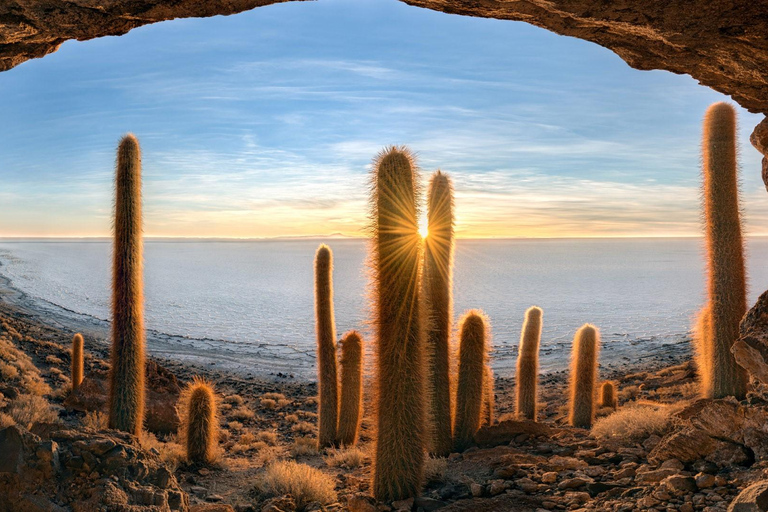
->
[[419, 225, 429, 239]]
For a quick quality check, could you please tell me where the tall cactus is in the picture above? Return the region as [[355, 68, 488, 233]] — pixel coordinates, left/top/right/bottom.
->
[[314, 244, 339, 447], [701, 102, 748, 399], [516, 306, 542, 420], [71, 333, 84, 392], [183, 378, 218, 463], [423, 170, 455, 457], [454, 310, 489, 452], [338, 330, 363, 446], [371, 147, 426, 502], [108, 134, 145, 436], [569, 324, 600, 429]]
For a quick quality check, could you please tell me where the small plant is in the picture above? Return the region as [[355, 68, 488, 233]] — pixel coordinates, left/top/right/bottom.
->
[[292, 421, 315, 434], [600, 381, 618, 410], [230, 405, 256, 422], [180, 377, 219, 464], [371, 147, 426, 501], [569, 324, 600, 429], [699, 102, 748, 399], [257, 460, 337, 510], [591, 403, 675, 442], [314, 244, 339, 447], [423, 457, 448, 484], [9, 394, 59, 429], [82, 410, 108, 430], [454, 310, 490, 452], [291, 436, 319, 456], [261, 398, 277, 410], [108, 134, 146, 437], [516, 306, 542, 420], [324, 446, 367, 468], [71, 333, 84, 392], [423, 170, 455, 457], [338, 330, 363, 446]]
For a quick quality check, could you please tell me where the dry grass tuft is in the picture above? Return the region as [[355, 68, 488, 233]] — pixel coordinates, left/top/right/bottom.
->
[[255, 431, 278, 446], [290, 436, 318, 457], [424, 457, 448, 483], [284, 414, 299, 423], [140, 432, 185, 471], [263, 392, 286, 401], [82, 410, 109, 430], [256, 460, 337, 510], [230, 405, 256, 422], [324, 446, 367, 468], [224, 394, 244, 406], [261, 398, 277, 410], [45, 355, 63, 365], [591, 403, 676, 442], [9, 394, 59, 429], [291, 421, 314, 434]]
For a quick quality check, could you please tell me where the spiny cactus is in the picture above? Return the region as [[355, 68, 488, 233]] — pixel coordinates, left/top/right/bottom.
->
[[569, 324, 600, 429], [599, 381, 617, 410], [483, 364, 495, 426], [338, 330, 363, 446], [108, 134, 145, 436], [371, 147, 426, 502], [314, 244, 339, 447], [454, 310, 489, 452], [423, 170, 455, 457], [182, 377, 218, 463], [71, 333, 84, 392], [516, 306, 542, 421], [701, 102, 748, 400], [693, 305, 713, 397]]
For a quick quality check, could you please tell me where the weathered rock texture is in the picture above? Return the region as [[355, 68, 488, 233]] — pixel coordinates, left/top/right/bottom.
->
[[0, 425, 188, 512], [733, 290, 768, 387]]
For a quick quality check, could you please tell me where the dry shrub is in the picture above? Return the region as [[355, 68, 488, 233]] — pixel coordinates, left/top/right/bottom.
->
[[45, 355, 63, 365], [263, 392, 286, 401], [256, 431, 278, 446], [284, 414, 299, 423], [261, 398, 277, 410], [277, 399, 291, 408], [324, 446, 367, 468], [224, 395, 245, 406], [619, 385, 640, 401], [591, 403, 676, 442], [290, 437, 318, 456], [0, 361, 19, 379], [0, 412, 15, 428], [257, 460, 337, 510], [140, 432, 185, 471], [230, 405, 256, 422], [9, 394, 59, 428], [228, 420, 243, 431], [424, 457, 448, 483], [0, 336, 50, 396], [291, 421, 314, 434], [82, 410, 108, 430]]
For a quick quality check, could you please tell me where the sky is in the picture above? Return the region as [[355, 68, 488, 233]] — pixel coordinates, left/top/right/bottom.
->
[[0, 0, 765, 239]]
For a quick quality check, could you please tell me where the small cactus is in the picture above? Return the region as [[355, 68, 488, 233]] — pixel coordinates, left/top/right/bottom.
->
[[569, 324, 600, 429], [516, 306, 542, 420], [338, 330, 363, 446], [314, 244, 339, 447], [182, 377, 218, 464], [108, 134, 146, 437], [371, 147, 426, 502], [599, 381, 617, 410], [71, 333, 84, 392], [701, 102, 748, 400], [423, 170, 455, 457], [454, 310, 489, 452]]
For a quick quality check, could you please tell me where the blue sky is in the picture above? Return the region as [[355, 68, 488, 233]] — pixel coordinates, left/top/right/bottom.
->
[[0, 0, 764, 238]]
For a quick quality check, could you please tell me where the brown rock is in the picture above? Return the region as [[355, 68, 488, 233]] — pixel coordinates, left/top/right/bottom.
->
[[473, 419, 557, 448], [347, 495, 377, 512], [660, 475, 697, 495], [728, 481, 768, 511], [190, 506, 236, 512]]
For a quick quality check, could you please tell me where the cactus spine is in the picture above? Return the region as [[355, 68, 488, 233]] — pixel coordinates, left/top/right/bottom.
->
[[599, 381, 617, 410], [701, 102, 748, 399], [453, 310, 489, 452], [516, 306, 542, 421], [71, 333, 84, 392], [371, 147, 426, 502], [183, 378, 218, 463], [338, 330, 363, 446], [569, 324, 600, 428], [108, 134, 145, 436], [314, 244, 339, 448], [483, 364, 495, 426], [423, 170, 455, 457]]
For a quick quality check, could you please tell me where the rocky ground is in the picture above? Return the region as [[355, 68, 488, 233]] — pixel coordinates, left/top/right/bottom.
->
[[2, 300, 768, 512]]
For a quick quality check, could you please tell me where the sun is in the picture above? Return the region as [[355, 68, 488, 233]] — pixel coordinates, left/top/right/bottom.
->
[[419, 224, 429, 239]]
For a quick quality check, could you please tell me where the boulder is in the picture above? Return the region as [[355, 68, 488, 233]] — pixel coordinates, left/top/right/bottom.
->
[[729, 481, 768, 511], [734, 290, 768, 386], [64, 360, 181, 433], [474, 419, 559, 448]]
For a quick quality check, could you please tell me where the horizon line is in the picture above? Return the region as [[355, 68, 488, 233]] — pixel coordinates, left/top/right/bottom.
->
[[4, 234, 768, 241]]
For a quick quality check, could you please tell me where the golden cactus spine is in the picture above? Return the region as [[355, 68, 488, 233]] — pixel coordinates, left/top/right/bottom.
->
[[71, 333, 84, 392], [701, 102, 748, 399], [108, 134, 145, 436], [423, 170, 455, 457], [569, 324, 600, 428], [314, 244, 339, 447], [183, 378, 218, 463], [483, 364, 495, 426], [516, 306, 542, 420], [338, 330, 363, 446], [371, 147, 426, 502], [599, 381, 617, 410], [453, 310, 489, 452], [693, 305, 713, 397]]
